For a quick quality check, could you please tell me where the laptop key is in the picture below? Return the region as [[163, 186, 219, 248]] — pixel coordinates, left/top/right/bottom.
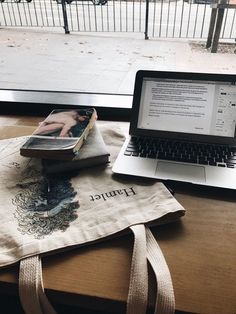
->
[[227, 163, 235, 168], [148, 152, 157, 159], [227, 158, 236, 163], [126, 148, 136, 153], [189, 157, 198, 163], [199, 160, 209, 165], [209, 161, 217, 166], [158, 152, 166, 159], [140, 152, 147, 157], [124, 151, 132, 156], [181, 157, 192, 163], [173, 156, 183, 162]]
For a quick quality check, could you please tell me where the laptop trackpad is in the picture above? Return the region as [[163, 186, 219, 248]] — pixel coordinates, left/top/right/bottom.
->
[[156, 161, 206, 183]]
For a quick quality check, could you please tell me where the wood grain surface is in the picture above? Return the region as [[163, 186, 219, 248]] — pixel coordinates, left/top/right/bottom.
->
[[0, 115, 235, 314]]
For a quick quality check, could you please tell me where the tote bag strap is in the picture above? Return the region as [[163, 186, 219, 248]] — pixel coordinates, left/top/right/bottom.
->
[[19, 255, 56, 314], [127, 225, 175, 314], [19, 225, 175, 314], [127, 224, 149, 314], [146, 226, 175, 314]]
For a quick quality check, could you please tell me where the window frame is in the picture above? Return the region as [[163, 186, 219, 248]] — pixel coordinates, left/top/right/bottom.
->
[[0, 88, 133, 121]]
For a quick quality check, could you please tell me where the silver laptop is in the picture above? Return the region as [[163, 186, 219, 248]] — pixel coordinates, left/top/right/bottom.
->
[[112, 70, 236, 189]]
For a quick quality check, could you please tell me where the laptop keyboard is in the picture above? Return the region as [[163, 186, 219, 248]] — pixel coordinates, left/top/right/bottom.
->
[[124, 136, 236, 168]]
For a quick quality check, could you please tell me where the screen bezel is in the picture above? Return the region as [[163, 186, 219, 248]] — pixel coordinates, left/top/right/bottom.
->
[[130, 70, 236, 145]]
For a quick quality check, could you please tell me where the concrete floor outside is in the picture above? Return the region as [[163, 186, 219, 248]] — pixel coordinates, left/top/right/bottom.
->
[[0, 27, 235, 95]]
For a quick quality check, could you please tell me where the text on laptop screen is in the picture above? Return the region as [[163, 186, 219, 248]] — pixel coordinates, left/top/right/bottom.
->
[[137, 78, 236, 138]]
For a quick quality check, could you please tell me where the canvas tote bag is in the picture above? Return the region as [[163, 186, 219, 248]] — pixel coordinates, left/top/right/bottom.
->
[[0, 122, 186, 314]]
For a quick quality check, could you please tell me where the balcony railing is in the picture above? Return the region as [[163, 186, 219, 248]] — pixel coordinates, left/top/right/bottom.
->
[[0, 0, 235, 40]]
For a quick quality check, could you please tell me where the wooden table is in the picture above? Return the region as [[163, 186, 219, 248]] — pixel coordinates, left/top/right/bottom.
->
[[0, 114, 236, 314]]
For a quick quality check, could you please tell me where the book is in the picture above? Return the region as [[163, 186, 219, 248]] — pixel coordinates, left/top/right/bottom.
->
[[20, 108, 97, 160], [42, 124, 110, 174]]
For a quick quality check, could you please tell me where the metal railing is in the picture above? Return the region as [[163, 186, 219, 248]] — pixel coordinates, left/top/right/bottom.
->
[[0, 0, 235, 39]]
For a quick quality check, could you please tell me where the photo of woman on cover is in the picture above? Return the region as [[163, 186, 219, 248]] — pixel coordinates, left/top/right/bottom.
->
[[20, 107, 97, 155], [34, 108, 95, 138]]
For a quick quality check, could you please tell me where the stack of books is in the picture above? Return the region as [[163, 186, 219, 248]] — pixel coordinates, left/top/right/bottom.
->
[[20, 108, 110, 174]]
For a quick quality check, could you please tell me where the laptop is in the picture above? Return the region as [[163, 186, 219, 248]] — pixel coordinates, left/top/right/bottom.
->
[[112, 70, 236, 189]]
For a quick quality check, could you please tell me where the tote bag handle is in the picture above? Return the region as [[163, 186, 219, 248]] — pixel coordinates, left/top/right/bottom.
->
[[19, 255, 56, 314], [19, 225, 175, 314], [127, 225, 175, 314]]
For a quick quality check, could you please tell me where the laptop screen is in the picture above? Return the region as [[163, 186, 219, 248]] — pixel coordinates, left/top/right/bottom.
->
[[137, 77, 236, 138]]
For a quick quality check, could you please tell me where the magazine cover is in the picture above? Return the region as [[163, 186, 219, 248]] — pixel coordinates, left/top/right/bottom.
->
[[20, 108, 97, 159]]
